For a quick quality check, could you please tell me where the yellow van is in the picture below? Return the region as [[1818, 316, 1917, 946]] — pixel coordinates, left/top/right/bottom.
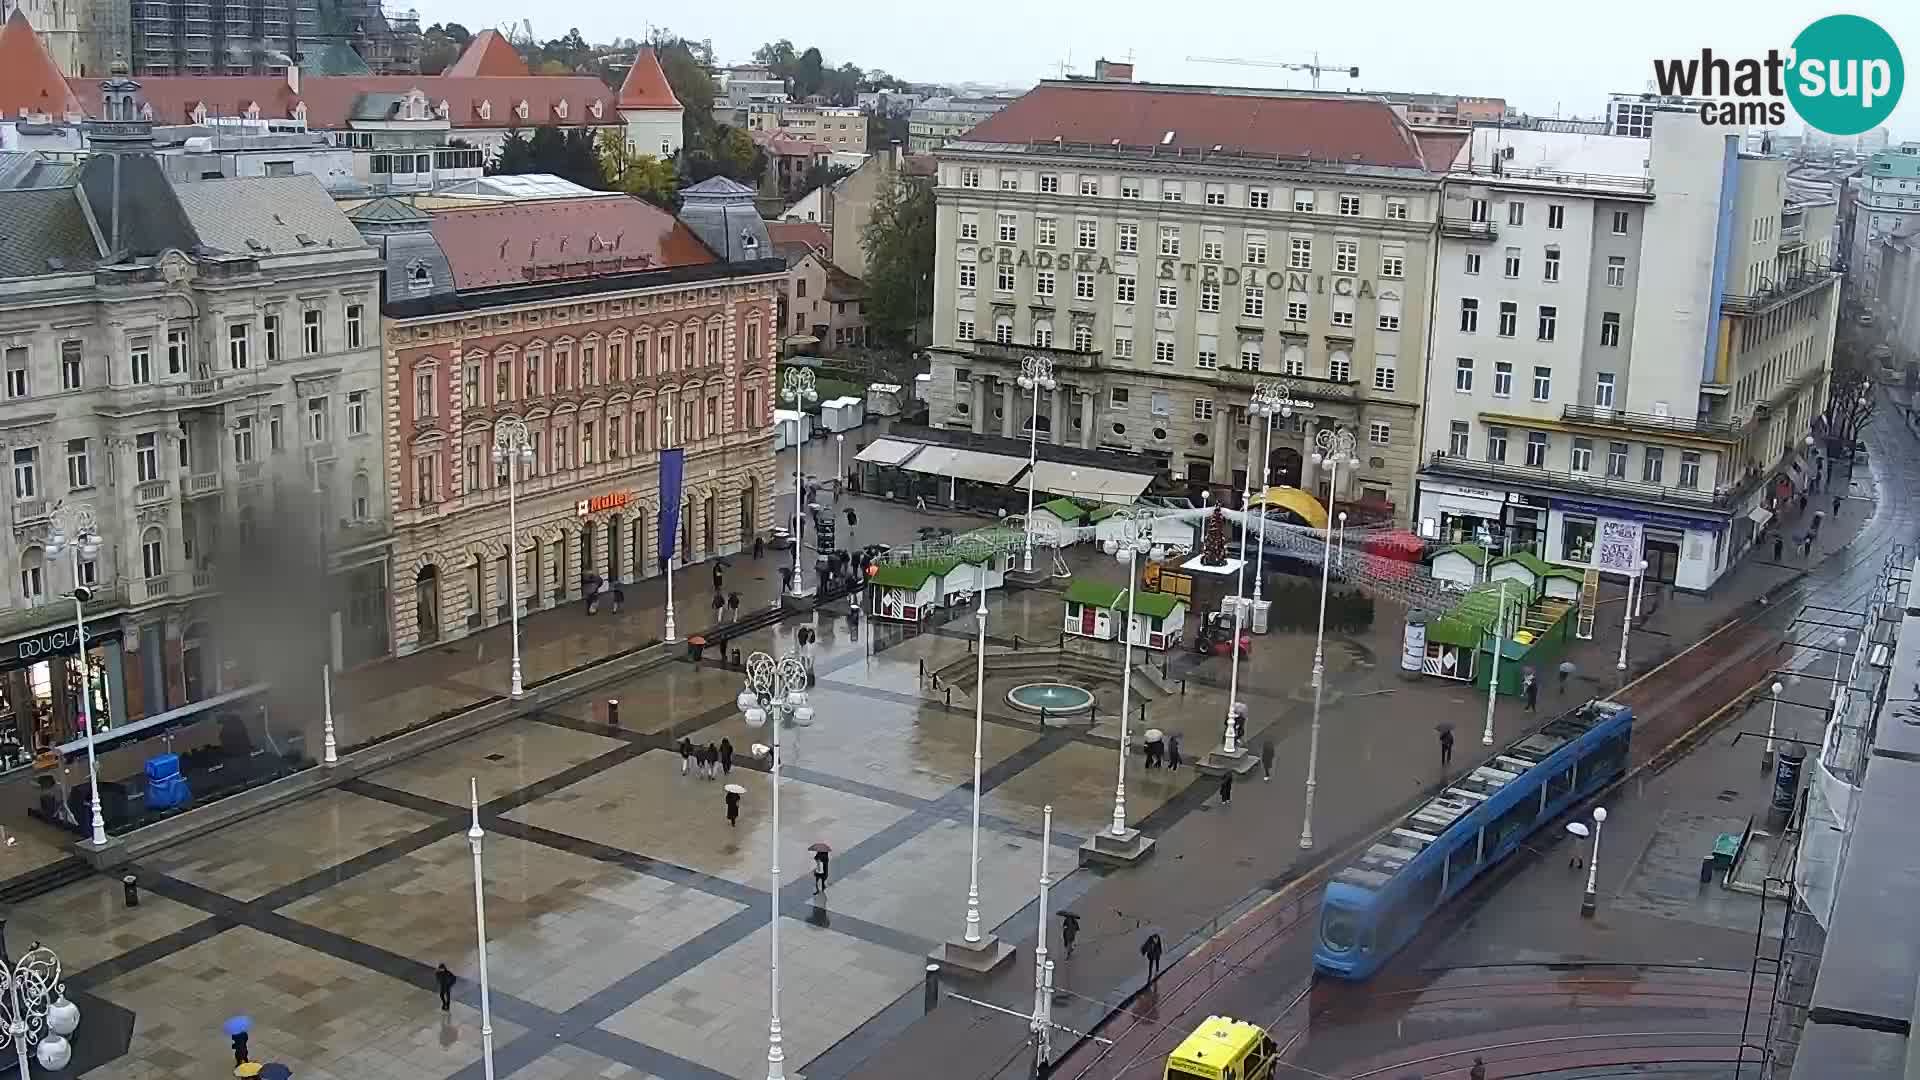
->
[[1164, 1015, 1278, 1080]]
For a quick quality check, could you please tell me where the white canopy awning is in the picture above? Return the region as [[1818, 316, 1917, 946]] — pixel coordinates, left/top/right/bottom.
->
[[901, 446, 1029, 485], [855, 438, 925, 467], [1025, 459, 1156, 503]]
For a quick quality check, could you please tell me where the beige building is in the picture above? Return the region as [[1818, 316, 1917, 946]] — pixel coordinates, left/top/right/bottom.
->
[[908, 96, 1018, 154], [927, 80, 1448, 519]]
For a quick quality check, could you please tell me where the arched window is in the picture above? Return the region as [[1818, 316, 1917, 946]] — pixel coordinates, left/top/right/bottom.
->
[[994, 315, 1013, 345], [352, 471, 372, 521], [17, 547, 44, 602], [1033, 319, 1053, 349], [141, 527, 165, 579]]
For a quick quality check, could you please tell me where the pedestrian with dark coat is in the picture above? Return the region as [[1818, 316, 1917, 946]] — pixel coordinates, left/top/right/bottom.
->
[[719, 738, 734, 775], [727, 591, 741, 622], [698, 744, 714, 780], [232, 1031, 250, 1068], [713, 563, 725, 592], [754, 535, 765, 560], [680, 737, 694, 776], [1773, 534, 1784, 561], [1834, 494, 1844, 515], [706, 743, 720, 780], [1439, 726, 1455, 770], [1469, 1056, 1487, 1080], [435, 962, 456, 1011], [1233, 710, 1246, 744], [1260, 738, 1275, 781], [813, 850, 830, 894], [712, 590, 725, 622], [1522, 669, 1539, 713], [1218, 772, 1233, 806], [725, 788, 741, 827], [1141, 932, 1163, 984], [1061, 912, 1080, 957], [1167, 733, 1183, 771]]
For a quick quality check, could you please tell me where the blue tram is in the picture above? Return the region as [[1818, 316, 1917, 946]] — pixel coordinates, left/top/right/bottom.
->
[[1313, 700, 1634, 980]]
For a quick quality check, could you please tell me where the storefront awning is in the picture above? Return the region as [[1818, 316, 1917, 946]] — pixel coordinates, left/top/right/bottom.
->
[[1748, 508, 1773, 529], [1025, 460, 1156, 503], [901, 446, 1028, 485], [854, 438, 925, 467]]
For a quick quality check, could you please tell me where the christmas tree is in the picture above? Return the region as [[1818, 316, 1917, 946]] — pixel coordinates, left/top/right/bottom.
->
[[1199, 506, 1229, 566]]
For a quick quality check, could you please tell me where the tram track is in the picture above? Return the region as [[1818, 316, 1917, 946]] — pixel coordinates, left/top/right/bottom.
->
[[1340, 1029, 1751, 1079]]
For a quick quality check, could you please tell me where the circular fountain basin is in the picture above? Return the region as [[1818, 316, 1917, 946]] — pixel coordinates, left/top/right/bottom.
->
[[1006, 682, 1095, 715]]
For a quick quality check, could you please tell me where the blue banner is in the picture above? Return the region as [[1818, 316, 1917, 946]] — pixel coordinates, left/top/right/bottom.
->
[[658, 448, 684, 565]]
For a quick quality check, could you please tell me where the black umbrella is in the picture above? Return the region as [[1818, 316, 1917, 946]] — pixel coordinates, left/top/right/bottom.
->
[[1435, 721, 1454, 735]]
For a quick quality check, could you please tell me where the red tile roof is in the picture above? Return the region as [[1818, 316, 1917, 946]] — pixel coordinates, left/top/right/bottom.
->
[[1412, 130, 1471, 174], [443, 30, 530, 78], [425, 195, 715, 291], [962, 82, 1431, 170], [617, 47, 680, 111], [0, 10, 83, 119], [767, 221, 830, 252], [62, 73, 616, 130]]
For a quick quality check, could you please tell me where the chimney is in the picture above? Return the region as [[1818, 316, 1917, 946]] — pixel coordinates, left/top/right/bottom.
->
[[286, 63, 300, 94]]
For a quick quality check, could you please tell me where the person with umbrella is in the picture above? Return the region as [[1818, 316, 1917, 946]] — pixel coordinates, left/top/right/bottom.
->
[[1558, 660, 1576, 697], [435, 962, 455, 1011], [1437, 722, 1455, 771], [724, 785, 742, 827], [1060, 911, 1080, 958], [811, 843, 831, 894], [1142, 729, 1164, 770], [226, 1015, 251, 1068]]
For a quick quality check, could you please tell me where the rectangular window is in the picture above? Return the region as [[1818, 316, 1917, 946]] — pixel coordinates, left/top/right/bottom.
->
[[1498, 302, 1517, 337], [1377, 305, 1400, 331], [959, 262, 977, 289], [1338, 193, 1362, 217], [1286, 294, 1308, 322], [1537, 305, 1557, 341], [4, 349, 27, 399], [1493, 361, 1513, 398], [1150, 390, 1170, 415], [1109, 386, 1130, 409], [1203, 230, 1223, 262], [996, 265, 1015, 292], [1199, 281, 1220, 312], [1245, 234, 1268, 265], [1077, 218, 1098, 248], [1036, 216, 1056, 246], [1606, 256, 1627, 287], [960, 167, 980, 188], [233, 415, 255, 464], [1194, 397, 1215, 420], [956, 319, 974, 341], [129, 338, 153, 385], [1116, 275, 1136, 303], [1455, 357, 1474, 392], [1243, 287, 1265, 318], [1039, 174, 1059, 194], [1331, 303, 1354, 328], [1076, 273, 1096, 301], [1525, 432, 1548, 467], [227, 323, 250, 369], [1117, 222, 1138, 253], [1381, 251, 1404, 278], [959, 215, 978, 241], [1507, 200, 1525, 226], [1464, 251, 1481, 275], [1504, 247, 1521, 278], [1329, 353, 1351, 382], [264, 314, 280, 361], [1543, 248, 1561, 282], [1035, 270, 1055, 298], [994, 319, 1013, 344], [348, 390, 367, 435], [1449, 421, 1469, 456], [1679, 451, 1701, 489], [167, 328, 189, 374], [9, 445, 36, 501], [1161, 180, 1183, 202], [1369, 421, 1390, 445], [1373, 354, 1397, 391], [1459, 298, 1479, 333], [1159, 225, 1180, 257], [1112, 337, 1133, 359], [135, 433, 157, 483], [1571, 438, 1593, 473], [1156, 283, 1178, 309], [1079, 177, 1098, 197], [1386, 198, 1408, 220], [1120, 177, 1141, 199], [1204, 184, 1227, 206], [65, 438, 90, 489], [1001, 173, 1020, 191], [1611, 210, 1630, 235], [307, 396, 329, 442], [346, 304, 364, 348], [1289, 236, 1312, 269], [1486, 425, 1508, 463], [1547, 204, 1565, 229], [1248, 187, 1271, 209], [1283, 349, 1305, 376], [1335, 240, 1358, 274], [1153, 340, 1175, 365], [1294, 189, 1315, 213], [1600, 312, 1621, 347], [59, 341, 82, 389], [1239, 343, 1262, 371], [1606, 442, 1628, 479], [270, 405, 283, 450], [1643, 447, 1665, 484], [1595, 372, 1616, 407], [1470, 198, 1489, 223], [1532, 366, 1552, 401], [997, 213, 1017, 243], [302, 308, 322, 353]]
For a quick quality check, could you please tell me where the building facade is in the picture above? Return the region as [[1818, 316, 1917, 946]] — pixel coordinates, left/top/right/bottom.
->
[[352, 179, 782, 656], [1418, 112, 1838, 591], [0, 76, 388, 767], [908, 95, 1016, 154], [1381, 92, 1507, 128], [1845, 143, 1920, 298], [927, 81, 1445, 518]]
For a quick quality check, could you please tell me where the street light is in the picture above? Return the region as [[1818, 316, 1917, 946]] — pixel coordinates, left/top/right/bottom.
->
[[1764, 680, 1784, 769], [492, 418, 535, 698], [1102, 510, 1155, 839], [1299, 427, 1359, 850], [0, 944, 75, 1075], [1246, 381, 1292, 605], [782, 370, 818, 597], [46, 503, 107, 849], [1578, 806, 1608, 917], [467, 778, 497, 1080], [1616, 558, 1647, 681], [738, 651, 812, 1080], [835, 432, 845, 496], [961, 594, 988, 944], [1017, 356, 1057, 574], [1482, 578, 1510, 747]]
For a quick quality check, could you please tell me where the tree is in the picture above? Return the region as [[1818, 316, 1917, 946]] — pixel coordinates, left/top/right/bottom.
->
[[1825, 368, 1876, 464], [1199, 508, 1229, 566], [596, 128, 679, 209], [419, 21, 469, 74], [795, 47, 825, 97], [860, 174, 936, 347], [652, 36, 718, 150], [491, 125, 603, 189], [683, 125, 764, 186], [753, 39, 797, 72], [492, 125, 534, 175], [796, 161, 855, 198]]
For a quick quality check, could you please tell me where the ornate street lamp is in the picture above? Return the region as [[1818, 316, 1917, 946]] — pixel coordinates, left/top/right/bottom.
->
[[738, 652, 812, 1080], [1299, 427, 1359, 850], [1017, 357, 1057, 574], [491, 418, 535, 698], [46, 504, 106, 849]]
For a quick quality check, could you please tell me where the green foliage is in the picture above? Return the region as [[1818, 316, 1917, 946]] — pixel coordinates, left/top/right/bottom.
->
[[418, 21, 469, 74], [1260, 577, 1376, 634], [751, 40, 900, 106], [650, 35, 718, 149], [797, 161, 855, 198], [682, 126, 765, 187], [490, 124, 604, 189], [596, 129, 679, 209], [860, 174, 935, 346]]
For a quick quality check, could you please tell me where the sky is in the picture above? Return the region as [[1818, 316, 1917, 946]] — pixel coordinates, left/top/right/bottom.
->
[[415, 0, 1920, 142]]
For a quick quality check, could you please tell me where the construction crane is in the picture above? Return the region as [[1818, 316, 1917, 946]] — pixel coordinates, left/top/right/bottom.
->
[[1186, 53, 1360, 91]]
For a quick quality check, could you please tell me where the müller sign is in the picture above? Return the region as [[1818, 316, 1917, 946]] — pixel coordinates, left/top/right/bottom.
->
[[977, 247, 1385, 297]]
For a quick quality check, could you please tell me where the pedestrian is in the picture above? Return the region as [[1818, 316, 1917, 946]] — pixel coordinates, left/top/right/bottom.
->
[[1260, 737, 1275, 781], [1558, 660, 1575, 697], [813, 849, 830, 894], [611, 580, 624, 614], [680, 737, 694, 776], [232, 1030, 250, 1068], [1811, 509, 1825, 537], [1798, 492, 1808, 515], [1803, 535, 1814, 559], [1523, 669, 1538, 713], [712, 590, 724, 622], [1773, 534, 1784, 561], [727, 591, 741, 622], [1061, 913, 1080, 958], [713, 563, 724, 592], [698, 744, 713, 779], [1141, 932, 1163, 984], [720, 737, 734, 775], [1439, 726, 1455, 770], [725, 788, 740, 827], [1218, 772, 1233, 806], [754, 535, 765, 560], [915, 494, 928, 511], [435, 962, 455, 1012], [1834, 494, 1844, 515], [779, 565, 794, 593], [1233, 710, 1246, 745], [1167, 733, 1183, 771], [706, 743, 720, 780], [1143, 737, 1160, 769], [1469, 1056, 1487, 1080], [583, 576, 601, 615]]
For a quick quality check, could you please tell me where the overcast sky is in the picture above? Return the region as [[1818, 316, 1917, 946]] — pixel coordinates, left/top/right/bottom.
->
[[418, 0, 1918, 140]]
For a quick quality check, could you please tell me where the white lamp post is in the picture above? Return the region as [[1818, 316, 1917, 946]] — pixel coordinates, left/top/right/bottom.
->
[[467, 778, 496, 1080], [1030, 804, 1055, 1077], [46, 503, 107, 849], [739, 652, 812, 1080], [782, 370, 818, 597], [1102, 511, 1153, 838], [1246, 381, 1292, 604], [1579, 806, 1607, 917], [1482, 578, 1510, 747], [1764, 680, 1784, 769], [1616, 558, 1646, 681], [963, 595, 987, 943], [1299, 428, 1359, 849], [835, 432, 845, 496], [1017, 356, 1057, 574], [0, 944, 72, 1076], [491, 418, 535, 698]]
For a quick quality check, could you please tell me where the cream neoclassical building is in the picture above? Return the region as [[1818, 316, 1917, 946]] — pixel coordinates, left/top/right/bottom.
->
[[926, 79, 1452, 521]]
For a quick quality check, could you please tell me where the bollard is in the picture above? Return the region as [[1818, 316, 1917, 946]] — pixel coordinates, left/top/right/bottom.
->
[[1039, 707, 1048, 729], [123, 874, 139, 908], [1139, 700, 1146, 722], [919, 658, 926, 682], [923, 963, 942, 1013], [944, 687, 952, 709], [732, 648, 743, 670], [607, 698, 620, 727], [1180, 678, 1187, 696]]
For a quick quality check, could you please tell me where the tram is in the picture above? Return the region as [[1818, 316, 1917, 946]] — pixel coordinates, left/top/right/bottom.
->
[[1313, 699, 1634, 980]]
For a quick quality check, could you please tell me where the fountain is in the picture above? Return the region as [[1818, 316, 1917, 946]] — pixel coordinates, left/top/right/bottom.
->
[[1006, 682, 1095, 716]]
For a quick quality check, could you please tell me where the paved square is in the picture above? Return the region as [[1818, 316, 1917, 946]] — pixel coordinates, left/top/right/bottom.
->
[[5, 876, 208, 976], [145, 788, 442, 902], [601, 921, 917, 1079], [368, 718, 626, 806], [984, 740, 1181, 836], [93, 925, 526, 1080], [828, 817, 1078, 943], [546, 657, 754, 734], [505, 749, 913, 892], [280, 831, 746, 1012], [516, 1044, 666, 1080]]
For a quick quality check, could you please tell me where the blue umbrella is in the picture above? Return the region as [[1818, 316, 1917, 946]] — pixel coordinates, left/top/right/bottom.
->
[[223, 1015, 252, 1037], [259, 1064, 292, 1080]]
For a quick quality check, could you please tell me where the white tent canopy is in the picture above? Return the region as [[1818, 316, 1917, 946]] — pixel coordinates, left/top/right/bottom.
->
[[900, 446, 1028, 485], [1025, 459, 1155, 503], [854, 438, 924, 466]]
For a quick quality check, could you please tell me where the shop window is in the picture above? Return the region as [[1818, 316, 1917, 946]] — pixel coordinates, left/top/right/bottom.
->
[[1562, 517, 1596, 563]]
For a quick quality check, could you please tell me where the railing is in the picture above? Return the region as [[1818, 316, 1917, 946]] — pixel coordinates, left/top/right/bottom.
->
[[144, 575, 172, 598], [306, 443, 337, 463], [1423, 451, 1738, 508], [175, 373, 252, 401], [0, 583, 130, 639], [1720, 265, 1839, 316], [237, 461, 264, 483], [1213, 367, 1358, 401], [192, 568, 216, 590], [11, 498, 48, 523], [136, 480, 169, 504], [187, 472, 221, 496], [969, 340, 1102, 370], [1560, 405, 1742, 439], [1439, 216, 1498, 241], [1453, 161, 1655, 196]]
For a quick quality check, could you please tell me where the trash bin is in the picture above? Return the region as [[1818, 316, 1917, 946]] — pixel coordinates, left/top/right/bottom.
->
[[123, 874, 139, 907], [1700, 857, 1715, 884]]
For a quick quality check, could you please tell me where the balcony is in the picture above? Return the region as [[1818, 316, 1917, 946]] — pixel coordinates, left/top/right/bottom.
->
[[11, 498, 48, 523], [306, 443, 338, 464], [1720, 264, 1839, 317], [1451, 162, 1655, 198], [1440, 217, 1498, 242], [1560, 405, 1741, 440], [968, 340, 1103, 371], [186, 471, 222, 497], [144, 575, 173, 598], [136, 480, 169, 505], [1213, 368, 1358, 403], [1423, 451, 1739, 510]]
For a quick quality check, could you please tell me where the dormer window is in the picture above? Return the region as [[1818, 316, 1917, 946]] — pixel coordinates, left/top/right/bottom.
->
[[141, 102, 155, 121], [245, 101, 261, 120], [405, 90, 430, 120], [554, 99, 568, 121], [515, 100, 529, 120], [477, 99, 492, 121], [407, 260, 431, 294], [291, 101, 307, 125], [589, 99, 603, 119], [437, 99, 449, 118]]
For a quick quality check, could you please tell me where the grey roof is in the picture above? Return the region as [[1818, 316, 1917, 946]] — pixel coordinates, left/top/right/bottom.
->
[[0, 152, 77, 191], [171, 175, 367, 255], [0, 187, 99, 278], [681, 176, 757, 198], [346, 196, 432, 225], [679, 175, 771, 261], [348, 92, 407, 121]]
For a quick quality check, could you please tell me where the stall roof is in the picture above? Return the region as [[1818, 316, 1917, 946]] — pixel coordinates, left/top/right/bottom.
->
[[1026, 459, 1155, 502], [855, 438, 924, 467], [901, 445, 1028, 485]]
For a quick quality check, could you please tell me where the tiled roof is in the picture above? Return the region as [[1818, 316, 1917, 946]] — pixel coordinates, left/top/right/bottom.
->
[[824, 264, 864, 301], [960, 81, 1431, 170], [617, 47, 680, 110], [0, 11, 83, 119], [444, 30, 529, 78], [61, 73, 616, 130], [766, 221, 829, 253], [170, 175, 369, 255], [424, 195, 715, 291], [0, 187, 98, 278]]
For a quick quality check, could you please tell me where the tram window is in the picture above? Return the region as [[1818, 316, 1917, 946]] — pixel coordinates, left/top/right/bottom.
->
[[1548, 765, 1574, 802], [1586, 734, 1629, 780], [1491, 795, 1536, 850], [1448, 832, 1481, 884]]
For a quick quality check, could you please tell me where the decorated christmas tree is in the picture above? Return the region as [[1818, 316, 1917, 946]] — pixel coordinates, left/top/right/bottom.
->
[[1199, 506, 1229, 566]]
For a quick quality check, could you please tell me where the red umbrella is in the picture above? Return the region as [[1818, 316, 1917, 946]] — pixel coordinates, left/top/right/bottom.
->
[[808, 842, 832, 853]]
